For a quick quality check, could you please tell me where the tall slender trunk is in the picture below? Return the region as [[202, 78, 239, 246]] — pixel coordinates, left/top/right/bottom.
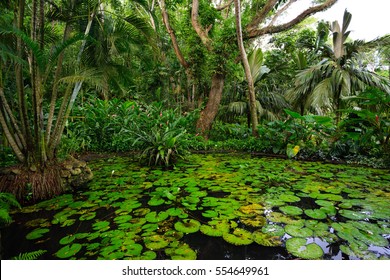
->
[[30, 0, 46, 167], [48, 10, 95, 156], [234, 0, 259, 137], [0, 88, 25, 162], [45, 23, 72, 146], [15, 0, 30, 153], [196, 73, 225, 138]]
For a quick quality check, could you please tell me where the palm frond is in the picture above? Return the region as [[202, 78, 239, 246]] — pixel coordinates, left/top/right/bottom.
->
[[310, 77, 334, 109], [48, 33, 85, 66], [0, 43, 26, 65], [0, 26, 46, 70], [58, 68, 103, 87], [124, 13, 154, 39], [228, 101, 247, 115]]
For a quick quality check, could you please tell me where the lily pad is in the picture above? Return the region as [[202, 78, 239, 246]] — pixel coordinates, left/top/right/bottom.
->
[[164, 230, 184, 241], [143, 235, 169, 250], [223, 228, 253, 246], [202, 210, 219, 218], [238, 204, 264, 215], [305, 220, 328, 232], [92, 221, 111, 231], [208, 219, 235, 233], [132, 208, 151, 217], [286, 238, 324, 259], [339, 209, 369, 220], [165, 243, 197, 260], [125, 243, 143, 256], [304, 209, 327, 220], [279, 206, 303, 216], [114, 215, 133, 224], [338, 201, 353, 209], [145, 211, 169, 223], [315, 200, 334, 207], [285, 224, 313, 238], [148, 197, 165, 206], [142, 223, 159, 232], [26, 228, 50, 240], [25, 218, 50, 228], [166, 208, 183, 217], [240, 216, 266, 228], [79, 212, 97, 221], [261, 224, 285, 236], [280, 194, 301, 203], [267, 212, 304, 225], [55, 243, 82, 259], [59, 235, 76, 245], [138, 251, 157, 260], [352, 230, 389, 247], [200, 224, 224, 237], [316, 193, 343, 201], [320, 205, 337, 216], [174, 219, 201, 234], [252, 231, 282, 247]]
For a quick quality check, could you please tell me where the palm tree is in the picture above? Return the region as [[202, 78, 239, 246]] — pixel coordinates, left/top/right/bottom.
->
[[0, 0, 101, 201], [286, 10, 390, 123], [0, 0, 155, 201]]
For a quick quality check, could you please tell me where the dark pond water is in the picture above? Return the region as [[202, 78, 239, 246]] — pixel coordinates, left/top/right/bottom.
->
[[2, 153, 390, 260]]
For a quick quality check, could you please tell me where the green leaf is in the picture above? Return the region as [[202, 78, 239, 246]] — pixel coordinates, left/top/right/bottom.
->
[[174, 219, 201, 234], [143, 235, 169, 250], [261, 224, 285, 237], [284, 109, 304, 120], [304, 209, 327, 220], [223, 228, 253, 246], [286, 238, 324, 259], [55, 243, 82, 259], [252, 231, 282, 247], [59, 235, 76, 245], [279, 205, 303, 216], [26, 228, 50, 240], [285, 224, 313, 238]]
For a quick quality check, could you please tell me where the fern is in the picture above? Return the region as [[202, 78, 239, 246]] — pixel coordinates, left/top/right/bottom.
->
[[12, 250, 47, 260], [0, 192, 21, 226]]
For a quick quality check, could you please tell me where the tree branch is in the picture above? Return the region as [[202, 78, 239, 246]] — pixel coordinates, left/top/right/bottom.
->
[[268, 0, 297, 27], [159, 0, 189, 68], [246, 0, 338, 39], [246, 0, 278, 32], [191, 0, 212, 50], [216, 0, 233, 11]]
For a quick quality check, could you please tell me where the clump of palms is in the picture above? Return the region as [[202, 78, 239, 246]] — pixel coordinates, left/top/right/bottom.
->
[[286, 10, 390, 123]]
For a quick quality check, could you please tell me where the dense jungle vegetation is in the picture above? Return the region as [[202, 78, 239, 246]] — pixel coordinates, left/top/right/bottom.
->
[[0, 0, 389, 260]]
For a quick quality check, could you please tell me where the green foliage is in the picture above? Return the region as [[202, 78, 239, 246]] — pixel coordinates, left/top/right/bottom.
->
[[5, 154, 390, 260], [130, 103, 190, 166], [336, 88, 390, 161], [0, 192, 21, 227], [62, 99, 197, 159], [12, 250, 47, 260]]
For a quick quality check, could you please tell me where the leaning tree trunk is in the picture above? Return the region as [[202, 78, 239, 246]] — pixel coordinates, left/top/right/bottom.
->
[[234, 0, 259, 137], [196, 73, 225, 138]]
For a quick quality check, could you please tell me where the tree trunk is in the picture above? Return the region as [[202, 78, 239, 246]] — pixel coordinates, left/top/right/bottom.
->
[[234, 0, 259, 137], [196, 73, 225, 138]]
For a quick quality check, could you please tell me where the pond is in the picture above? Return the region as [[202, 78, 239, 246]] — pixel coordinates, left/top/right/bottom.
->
[[2, 153, 390, 260]]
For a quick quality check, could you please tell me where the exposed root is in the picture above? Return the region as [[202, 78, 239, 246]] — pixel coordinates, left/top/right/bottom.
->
[[0, 163, 65, 203]]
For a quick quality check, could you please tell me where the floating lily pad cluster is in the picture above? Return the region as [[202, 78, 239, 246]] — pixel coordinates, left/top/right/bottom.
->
[[10, 154, 390, 260]]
